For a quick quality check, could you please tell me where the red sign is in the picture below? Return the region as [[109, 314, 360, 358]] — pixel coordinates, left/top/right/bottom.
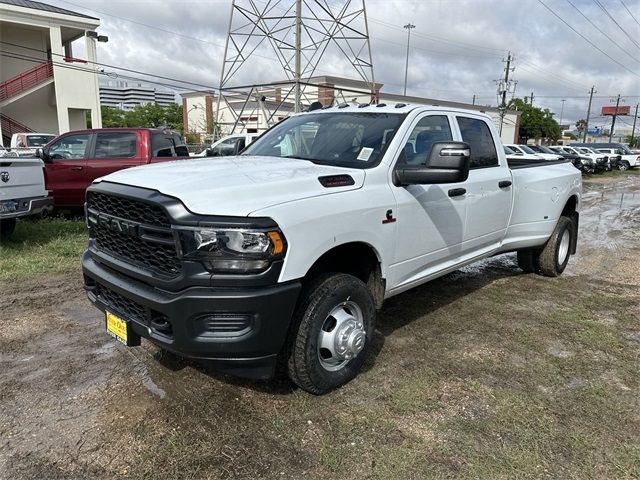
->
[[601, 105, 630, 116]]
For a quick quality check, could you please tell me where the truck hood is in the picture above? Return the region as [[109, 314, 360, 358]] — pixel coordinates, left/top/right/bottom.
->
[[96, 156, 366, 216]]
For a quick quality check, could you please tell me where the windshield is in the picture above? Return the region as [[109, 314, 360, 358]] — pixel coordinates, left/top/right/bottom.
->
[[504, 146, 515, 154], [519, 145, 537, 154], [536, 145, 554, 154], [241, 111, 405, 168], [27, 135, 55, 147]]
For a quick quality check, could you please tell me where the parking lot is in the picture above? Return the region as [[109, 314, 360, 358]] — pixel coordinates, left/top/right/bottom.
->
[[1, 172, 639, 480]]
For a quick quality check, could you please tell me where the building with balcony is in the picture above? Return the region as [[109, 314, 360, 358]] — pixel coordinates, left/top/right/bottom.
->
[[99, 80, 176, 111], [0, 0, 103, 145]]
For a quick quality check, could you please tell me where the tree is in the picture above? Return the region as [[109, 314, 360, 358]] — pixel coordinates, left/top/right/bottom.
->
[[625, 135, 639, 149], [124, 103, 183, 131], [508, 98, 561, 142], [575, 119, 587, 138], [564, 132, 577, 140], [100, 106, 126, 127]]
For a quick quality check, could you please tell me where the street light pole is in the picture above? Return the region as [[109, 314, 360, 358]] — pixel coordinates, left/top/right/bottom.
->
[[559, 99, 566, 128], [403, 23, 415, 96]]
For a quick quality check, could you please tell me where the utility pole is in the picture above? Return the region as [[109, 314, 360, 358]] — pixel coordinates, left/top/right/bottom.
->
[[403, 23, 415, 96], [529, 91, 534, 107], [609, 94, 621, 142], [583, 86, 596, 142], [498, 51, 514, 135], [631, 103, 638, 147], [294, 0, 302, 113], [472, 94, 476, 105], [559, 99, 566, 127]]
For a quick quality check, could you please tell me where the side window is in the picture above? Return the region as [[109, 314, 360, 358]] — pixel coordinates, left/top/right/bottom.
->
[[211, 137, 240, 156], [456, 117, 499, 168], [151, 134, 179, 157], [48, 134, 90, 160], [400, 115, 452, 166], [94, 132, 137, 159]]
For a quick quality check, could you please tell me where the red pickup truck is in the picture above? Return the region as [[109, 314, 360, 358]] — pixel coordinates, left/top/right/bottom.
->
[[37, 128, 190, 207]]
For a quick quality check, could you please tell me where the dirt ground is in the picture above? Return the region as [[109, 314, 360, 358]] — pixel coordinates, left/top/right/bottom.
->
[[1, 173, 639, 479]]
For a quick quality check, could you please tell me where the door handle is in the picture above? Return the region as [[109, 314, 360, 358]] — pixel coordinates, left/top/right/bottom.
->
[[70, 166, 84, 171], [448, 188, 466, 197], [498, 180, 512, 188]]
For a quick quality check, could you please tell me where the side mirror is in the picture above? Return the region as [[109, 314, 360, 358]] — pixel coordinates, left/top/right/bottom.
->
[[205, 148, 214, 157], [36, 148, 51, 163], [394, 142, 470, 186]]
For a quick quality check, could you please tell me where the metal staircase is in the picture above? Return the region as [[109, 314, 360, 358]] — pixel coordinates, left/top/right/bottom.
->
[[0, 61, 53, 103]]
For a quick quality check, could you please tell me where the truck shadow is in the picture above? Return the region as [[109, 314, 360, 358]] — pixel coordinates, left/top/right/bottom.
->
[[153, 253, 524, 395]]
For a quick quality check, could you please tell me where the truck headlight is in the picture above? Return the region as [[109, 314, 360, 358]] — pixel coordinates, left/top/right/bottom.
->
[[174, 226, 286, 273]]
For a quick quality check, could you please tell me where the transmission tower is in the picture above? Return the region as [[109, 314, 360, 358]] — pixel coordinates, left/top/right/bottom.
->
[[215, 0, 376, 134]]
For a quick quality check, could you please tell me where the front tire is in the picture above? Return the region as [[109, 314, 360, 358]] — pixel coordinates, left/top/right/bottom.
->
[[618, 161, 630, 171], [537, 216, 574, 277], [287, 273, 375, 395]]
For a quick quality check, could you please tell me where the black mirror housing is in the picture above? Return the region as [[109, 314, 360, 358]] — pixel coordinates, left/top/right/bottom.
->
[[36, 148, 51, 163], [394, 141, 471, 186]]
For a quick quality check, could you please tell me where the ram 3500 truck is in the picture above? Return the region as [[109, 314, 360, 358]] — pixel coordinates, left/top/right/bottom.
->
[[0, 157, 52, 239], [82, 105, 581, 394]]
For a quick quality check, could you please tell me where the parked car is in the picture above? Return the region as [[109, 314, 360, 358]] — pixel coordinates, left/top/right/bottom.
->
[[0, 156, 52, 239], [0, 145, 18, 158], [10, 132, 56, 157], [525, 144, 565, 161], [595, 147, 638, 171], [503, 145, 542, 162], [36, 128, 190, 208], [192, 133, 261, 157], [593, 148, 623, 170], [509, 144, 562, 161], [547, 146, 593, 174], [82, 104, 582, 394], [574, 147, 608, 172], [570, 142, 640, 170], [503, 143, 545, 159]]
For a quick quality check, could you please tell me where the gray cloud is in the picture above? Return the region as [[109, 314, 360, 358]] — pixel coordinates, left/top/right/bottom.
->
[[50, 0, 639, 127]]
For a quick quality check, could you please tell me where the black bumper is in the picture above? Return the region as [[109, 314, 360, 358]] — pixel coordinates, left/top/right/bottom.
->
[[83, 252, 301, 379]]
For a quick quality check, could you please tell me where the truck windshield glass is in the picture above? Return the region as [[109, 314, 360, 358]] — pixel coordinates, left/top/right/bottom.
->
[[519, 145, 538, 154], [241, 112, 404, 168]]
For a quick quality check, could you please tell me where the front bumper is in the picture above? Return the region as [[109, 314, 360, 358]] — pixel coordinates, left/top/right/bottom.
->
[[0, 195, 52, 219], [82, 252, 302, 379]]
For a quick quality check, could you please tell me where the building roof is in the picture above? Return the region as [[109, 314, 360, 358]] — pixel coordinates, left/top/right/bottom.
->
[[0, 0, 99, 20]]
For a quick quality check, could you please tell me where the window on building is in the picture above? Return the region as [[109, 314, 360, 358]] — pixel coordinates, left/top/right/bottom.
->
[[456, 117, 499, 168], [94, 132, 137, 158]]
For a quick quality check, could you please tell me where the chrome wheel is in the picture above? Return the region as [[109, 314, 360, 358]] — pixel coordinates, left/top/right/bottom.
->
[[558, 229, 570, 265], [317, 301, 366, 372]]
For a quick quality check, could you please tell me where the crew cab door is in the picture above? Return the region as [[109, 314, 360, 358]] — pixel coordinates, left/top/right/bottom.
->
[[387, 113, 468, 291], [43, 133, 93, 207], [454, 115, 512, 252], [86, 131, 142, 186]]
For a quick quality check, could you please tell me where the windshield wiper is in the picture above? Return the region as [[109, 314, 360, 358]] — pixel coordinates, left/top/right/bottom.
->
[[281, 155, 325, 164]]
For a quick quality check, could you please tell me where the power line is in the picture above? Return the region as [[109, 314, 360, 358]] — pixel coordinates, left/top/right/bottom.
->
[[592, 0, 640, 50], [619, 0, 640, 28], [565, 0, 640, 63], [537, 0, 640, 77]]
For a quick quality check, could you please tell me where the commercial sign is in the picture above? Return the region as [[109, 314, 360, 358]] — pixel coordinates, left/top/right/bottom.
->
[[601, 105, 630, 116], [586, 127, 601, 135]]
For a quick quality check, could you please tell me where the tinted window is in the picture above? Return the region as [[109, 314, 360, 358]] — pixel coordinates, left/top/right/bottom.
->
[[48, 134, 90, 160], [211, 137, 241, 156], [242, 112, 404, 168], [94, 132, 136, 159], [456, 117, 498, 168], [400, 115, 452, 165], [27, 135, 55, 147]]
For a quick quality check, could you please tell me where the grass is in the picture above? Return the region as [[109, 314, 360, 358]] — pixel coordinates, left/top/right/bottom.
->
[[0, 217, 87, 281]]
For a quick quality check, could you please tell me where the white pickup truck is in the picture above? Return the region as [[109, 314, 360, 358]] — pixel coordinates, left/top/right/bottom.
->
[[82, 104, 582, 394], [0, 157, 52, 239]]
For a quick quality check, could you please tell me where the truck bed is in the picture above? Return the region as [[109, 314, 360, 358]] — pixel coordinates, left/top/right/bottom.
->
[[507, 158, 571, 169]]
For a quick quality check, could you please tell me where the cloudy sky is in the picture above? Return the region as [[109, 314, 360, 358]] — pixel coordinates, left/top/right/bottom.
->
[[51, 0, 639, 129]]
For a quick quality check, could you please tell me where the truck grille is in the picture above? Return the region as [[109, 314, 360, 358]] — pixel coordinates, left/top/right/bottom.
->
[[87, 192, 181, 278], [95, 283, 147, 324]]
